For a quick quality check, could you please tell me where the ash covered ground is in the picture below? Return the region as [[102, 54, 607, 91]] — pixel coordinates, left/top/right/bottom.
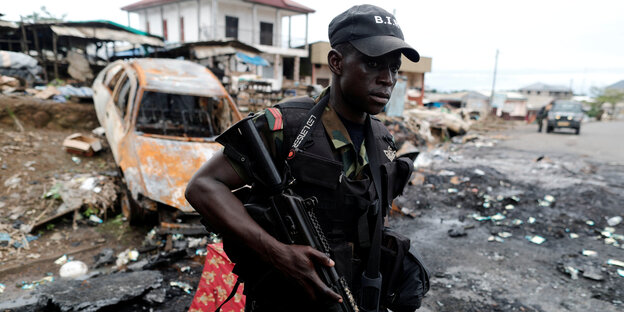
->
[[394, 138, 624, 312]]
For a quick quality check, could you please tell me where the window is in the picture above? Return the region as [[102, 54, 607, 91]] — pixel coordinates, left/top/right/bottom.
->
[[180, 17, 185, 43], [136, 92, 234, 138], [104, 64, 124, 91], [113, 75, 132, 118], [260, 22, 273, 45], [225, 16, 238, 39], [163, 19, 168, 41]]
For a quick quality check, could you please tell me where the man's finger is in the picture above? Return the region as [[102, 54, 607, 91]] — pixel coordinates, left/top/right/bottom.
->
[[306, 247, 335, 267], [310, 273, 342, 303]]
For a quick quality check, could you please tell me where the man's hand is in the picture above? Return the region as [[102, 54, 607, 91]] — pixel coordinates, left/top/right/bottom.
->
[[269, 243, 343, 304]]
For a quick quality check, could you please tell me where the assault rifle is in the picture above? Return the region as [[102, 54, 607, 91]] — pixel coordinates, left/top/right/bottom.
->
[[237, 118, 359, 312]]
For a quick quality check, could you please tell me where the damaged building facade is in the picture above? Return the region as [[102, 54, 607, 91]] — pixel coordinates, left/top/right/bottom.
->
[[122, 0, 314, 90]]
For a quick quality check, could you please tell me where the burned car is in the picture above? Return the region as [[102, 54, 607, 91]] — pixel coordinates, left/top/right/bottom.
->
[[546, 100, 583, 135], [92, 58, 242, 230]]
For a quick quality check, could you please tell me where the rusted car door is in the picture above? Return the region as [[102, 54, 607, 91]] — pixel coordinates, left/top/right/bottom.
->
[[105, 68, 138, 161]]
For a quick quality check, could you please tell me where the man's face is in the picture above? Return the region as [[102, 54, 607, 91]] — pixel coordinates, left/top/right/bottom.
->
[[339, 48, 402, 115]]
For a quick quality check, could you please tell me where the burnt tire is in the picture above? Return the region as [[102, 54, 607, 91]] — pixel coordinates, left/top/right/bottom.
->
[[575, 127, 580, 135], [121, 188, 146, 226]]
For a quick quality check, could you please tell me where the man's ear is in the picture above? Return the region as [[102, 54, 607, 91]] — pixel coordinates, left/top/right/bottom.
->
[[328, 49, 343, 75]]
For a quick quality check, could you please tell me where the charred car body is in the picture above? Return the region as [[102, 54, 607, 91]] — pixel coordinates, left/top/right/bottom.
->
[[547, 100, 583, 135], [92, 58, 242, 231]]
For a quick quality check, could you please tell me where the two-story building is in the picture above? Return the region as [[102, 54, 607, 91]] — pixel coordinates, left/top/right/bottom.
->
[[518, 82, 573, 111], [121, 0, 314, 89]]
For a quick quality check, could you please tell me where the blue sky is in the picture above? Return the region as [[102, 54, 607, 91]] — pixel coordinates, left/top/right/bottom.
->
[[5, 0, 623, 94]]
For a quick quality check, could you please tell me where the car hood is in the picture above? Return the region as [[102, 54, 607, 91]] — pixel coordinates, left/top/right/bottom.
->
[[129, 135, 221, 213]]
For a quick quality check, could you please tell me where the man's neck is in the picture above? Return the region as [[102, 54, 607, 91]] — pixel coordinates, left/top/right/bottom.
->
[[329, 85, 367, 125]]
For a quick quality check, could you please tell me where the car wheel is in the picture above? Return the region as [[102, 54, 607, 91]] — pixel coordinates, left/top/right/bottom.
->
[[575, 127, 580, 135]]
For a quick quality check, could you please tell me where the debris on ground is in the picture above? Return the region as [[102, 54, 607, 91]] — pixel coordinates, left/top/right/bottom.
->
[[59, 260, 88, 279], [170, 281, 193, 294], [62, 133, 102, 156], [21, 173, 119, 233], [392, 136, 624, 310], [0, 75, 19, 93], [526, 235, 546, 245], [447, 227, 467, 238]]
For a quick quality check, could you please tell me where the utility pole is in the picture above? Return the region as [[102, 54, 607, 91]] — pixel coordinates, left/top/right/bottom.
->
[[488, 49, 499, 116]]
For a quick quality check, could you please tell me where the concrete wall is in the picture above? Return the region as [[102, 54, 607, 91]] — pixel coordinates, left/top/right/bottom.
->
[[134, 0, 286, 45]]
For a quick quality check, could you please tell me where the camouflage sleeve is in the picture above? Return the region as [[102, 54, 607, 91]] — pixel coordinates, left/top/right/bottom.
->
[[222, 108, 285, 185]]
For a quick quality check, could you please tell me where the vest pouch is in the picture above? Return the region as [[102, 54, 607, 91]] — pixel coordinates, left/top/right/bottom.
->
[[381, 157, 413, 208], [290, 150, 342, 190], [380, 228, 430, 312]]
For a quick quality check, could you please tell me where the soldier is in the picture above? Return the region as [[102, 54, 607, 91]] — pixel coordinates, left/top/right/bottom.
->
[[186, 4, 426, 311]]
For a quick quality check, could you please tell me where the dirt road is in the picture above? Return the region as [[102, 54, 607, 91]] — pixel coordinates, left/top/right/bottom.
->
[[498, 120, 624, 165], [397, 122, 624, 312]]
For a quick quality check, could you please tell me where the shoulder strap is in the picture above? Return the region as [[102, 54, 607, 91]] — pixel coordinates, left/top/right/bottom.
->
[[275, 97, 315, 110], [286, 94, 329, 157]]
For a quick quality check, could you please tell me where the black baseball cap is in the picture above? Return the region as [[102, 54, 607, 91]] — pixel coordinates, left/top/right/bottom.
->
[[328, 4, 420, 62]]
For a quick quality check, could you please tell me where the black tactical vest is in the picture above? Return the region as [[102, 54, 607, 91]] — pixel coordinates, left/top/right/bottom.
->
[[218, 95, 412, 311]]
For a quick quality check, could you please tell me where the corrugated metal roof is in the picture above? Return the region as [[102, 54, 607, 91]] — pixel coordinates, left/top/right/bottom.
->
[[122, 0, 314, 13], [248, 0, 314, 13], [72, 20, 155, 37], [519, 82, 570, 92], [50, 25, 164, 46], [0, 20, 18, 29]]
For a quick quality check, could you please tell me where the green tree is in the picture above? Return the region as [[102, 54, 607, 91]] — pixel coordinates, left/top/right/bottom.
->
[[589, 86, 624, 119], [20, 6, 66, 23]]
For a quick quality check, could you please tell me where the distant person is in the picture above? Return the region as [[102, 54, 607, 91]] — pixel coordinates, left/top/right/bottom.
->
[[536, 103, 552, 132]]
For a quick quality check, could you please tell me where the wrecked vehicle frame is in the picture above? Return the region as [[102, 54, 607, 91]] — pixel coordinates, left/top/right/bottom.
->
[[92, 58, 243, 232]]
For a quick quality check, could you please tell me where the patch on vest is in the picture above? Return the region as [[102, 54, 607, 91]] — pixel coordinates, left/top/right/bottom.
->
[[384, 146, 396, 161]]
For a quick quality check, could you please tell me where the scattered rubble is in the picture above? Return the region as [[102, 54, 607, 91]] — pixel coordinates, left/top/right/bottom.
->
[[62, 133, 102, 156], [1, 227, 220, 311], [59, 260, 88, 279], [392, 135, 624, 310]]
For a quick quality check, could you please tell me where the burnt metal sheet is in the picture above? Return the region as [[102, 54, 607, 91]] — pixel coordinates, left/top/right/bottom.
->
[[120, 134, 221, 213], [50, 25, 164, 46], [134, 58, 227, 97]]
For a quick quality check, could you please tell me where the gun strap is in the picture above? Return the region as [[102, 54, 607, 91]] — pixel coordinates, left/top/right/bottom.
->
[[287, 94, 329, 154], [215, 279, 241, 312], [361, 115, 383, 312]]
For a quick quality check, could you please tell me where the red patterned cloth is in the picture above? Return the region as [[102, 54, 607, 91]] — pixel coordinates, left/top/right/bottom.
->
[[189, 243, 245, 312]]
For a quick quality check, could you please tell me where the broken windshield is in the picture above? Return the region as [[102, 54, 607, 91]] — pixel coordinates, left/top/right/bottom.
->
[[136, 91, 235, 138]]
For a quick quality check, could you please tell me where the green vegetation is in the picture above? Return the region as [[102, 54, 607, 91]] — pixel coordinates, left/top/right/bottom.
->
[[20, 6, 66, 23], [588, 87, 624, 118]]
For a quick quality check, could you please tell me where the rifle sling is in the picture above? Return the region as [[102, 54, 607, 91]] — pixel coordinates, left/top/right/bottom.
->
[[360, 115, 384, 312]]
